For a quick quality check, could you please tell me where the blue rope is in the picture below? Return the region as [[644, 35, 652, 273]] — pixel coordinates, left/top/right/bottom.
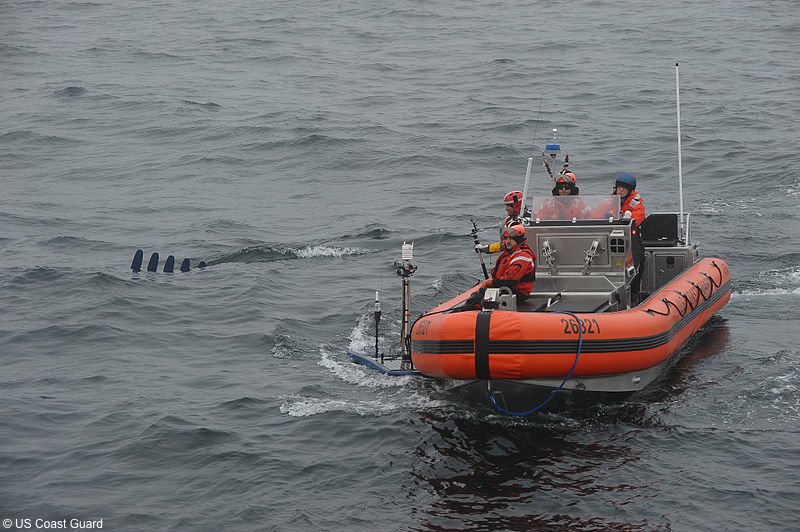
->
[[487, 311, 584, 416]]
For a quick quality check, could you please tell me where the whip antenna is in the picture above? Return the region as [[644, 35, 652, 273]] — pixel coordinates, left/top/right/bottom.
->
[[521, 91, 545, 215], [675, 62, 685, 240], [529, 91, 545, 157]]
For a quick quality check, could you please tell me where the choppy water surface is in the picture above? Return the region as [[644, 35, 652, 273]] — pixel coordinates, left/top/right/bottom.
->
[[2, 0, 799, 530]]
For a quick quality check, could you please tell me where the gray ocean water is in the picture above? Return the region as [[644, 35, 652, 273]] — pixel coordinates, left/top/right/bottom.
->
[[2, 0, 799, 530]]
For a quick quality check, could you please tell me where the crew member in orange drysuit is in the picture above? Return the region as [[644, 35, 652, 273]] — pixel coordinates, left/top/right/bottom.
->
[[474, 190, 524, 254], [465, 225, 536, 307], [536, 172, 587, 220]]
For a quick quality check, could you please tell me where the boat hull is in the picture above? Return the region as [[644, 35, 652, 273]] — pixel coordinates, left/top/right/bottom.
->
[[410, 258, 730, 391]]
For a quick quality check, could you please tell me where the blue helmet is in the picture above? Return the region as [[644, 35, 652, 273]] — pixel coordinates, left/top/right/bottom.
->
[[615, 172, 637, 190]]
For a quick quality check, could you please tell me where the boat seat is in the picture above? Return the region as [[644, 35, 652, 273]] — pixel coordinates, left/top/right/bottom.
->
[[523, 293, 612, 313], [640, 213, 679, 247]]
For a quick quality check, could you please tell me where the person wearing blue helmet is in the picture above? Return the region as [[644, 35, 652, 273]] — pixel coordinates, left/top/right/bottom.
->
[[613, 172, 646, 226], [613, 172, 646, 304]]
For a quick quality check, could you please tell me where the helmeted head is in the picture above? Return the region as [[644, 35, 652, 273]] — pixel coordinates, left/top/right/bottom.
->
[[614, 172, 637, 197], [504, 190, 524, 215], [552, 172, 579, 196], [501, 224, 526, 250]]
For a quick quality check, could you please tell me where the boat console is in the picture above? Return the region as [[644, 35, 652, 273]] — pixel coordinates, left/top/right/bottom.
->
[[516, 196, 697, 312]]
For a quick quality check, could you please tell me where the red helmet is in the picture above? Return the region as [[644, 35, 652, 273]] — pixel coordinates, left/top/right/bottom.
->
[[501, 224, 526, 244], [504, 191, 524, 211], [556, 172, 577, 185]]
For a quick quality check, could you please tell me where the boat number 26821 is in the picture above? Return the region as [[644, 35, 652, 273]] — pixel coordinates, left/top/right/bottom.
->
[[561, 318, 601, 335]]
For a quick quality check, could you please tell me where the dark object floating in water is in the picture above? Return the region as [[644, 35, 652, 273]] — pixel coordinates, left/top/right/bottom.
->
[[146, 252, 159, 272], [131, 249, 143, 272], [131, 249, 206, 274]]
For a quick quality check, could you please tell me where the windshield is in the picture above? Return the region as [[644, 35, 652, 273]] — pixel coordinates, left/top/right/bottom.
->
[[530, 195, 621, 221]]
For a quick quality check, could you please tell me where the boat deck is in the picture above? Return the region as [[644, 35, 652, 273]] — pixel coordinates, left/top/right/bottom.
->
[[521, 292, 616, 313]]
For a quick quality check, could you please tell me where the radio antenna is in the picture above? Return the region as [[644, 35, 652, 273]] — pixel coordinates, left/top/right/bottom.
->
[[529, 91, 545, 158], [521, 91, 545, 215], [675, 62, 686, 240]]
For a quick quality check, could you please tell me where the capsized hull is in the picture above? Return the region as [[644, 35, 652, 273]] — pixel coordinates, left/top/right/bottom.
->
[[410, 258, 730, 390]]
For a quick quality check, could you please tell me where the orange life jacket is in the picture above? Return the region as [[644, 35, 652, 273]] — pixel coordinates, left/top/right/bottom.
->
[[488, 242, 536, 296], [621, 192, 646, 227]]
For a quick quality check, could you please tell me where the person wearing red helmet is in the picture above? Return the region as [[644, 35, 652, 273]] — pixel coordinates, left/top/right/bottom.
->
[[474, 191, 524, 254], [502, 190, 524, 226], [464, 225, 536, 308], [552, 171, 580, 196], [537, 172, 587, 220]]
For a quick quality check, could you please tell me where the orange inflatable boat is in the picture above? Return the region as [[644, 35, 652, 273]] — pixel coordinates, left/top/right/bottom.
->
[[411, 257, 730, 386], [403, 201, 732, 406], [349, 195, 732, 414], [351, 87, 731, 413]]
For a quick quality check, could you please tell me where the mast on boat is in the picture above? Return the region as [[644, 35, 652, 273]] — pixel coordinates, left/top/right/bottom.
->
[[676, 62, 687, 243]]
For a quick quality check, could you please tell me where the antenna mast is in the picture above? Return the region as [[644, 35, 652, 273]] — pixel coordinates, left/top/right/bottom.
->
[[675, 63, 685, 239], [521, 92, 545, 216]]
